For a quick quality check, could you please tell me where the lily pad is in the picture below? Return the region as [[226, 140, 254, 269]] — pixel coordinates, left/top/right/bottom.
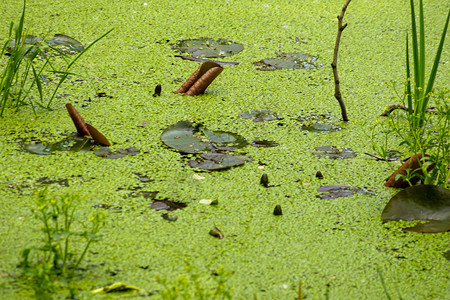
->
[[238, 110, 280, 122], [188, 153, 246, 171], [172, 38, 243, 58], [253, 52, 321, 71], [201, 127, 248, 151], [22, 136, 94, 155], [46, 34, 84, 52], [313, 145, 357, 160], [94, 147, 140, 159], [297, 113, 341, 132], [316, 185, 374, 199], [161, 121, 212, 154], [252, 139, 280, 148], [150, 200, 187, 211], [381, 185, 450, 233], [161, 121, 247, 153]]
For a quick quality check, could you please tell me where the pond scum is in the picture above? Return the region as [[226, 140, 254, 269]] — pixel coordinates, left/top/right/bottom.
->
[[0, 0, 449, 299]]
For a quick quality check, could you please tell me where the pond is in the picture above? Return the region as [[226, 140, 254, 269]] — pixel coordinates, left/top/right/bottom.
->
[[0, 0, 449, 299]]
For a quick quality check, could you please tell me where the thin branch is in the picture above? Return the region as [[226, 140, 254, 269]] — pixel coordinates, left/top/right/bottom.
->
[[331, 0, 351, 122], [380, 103, 437, 116]]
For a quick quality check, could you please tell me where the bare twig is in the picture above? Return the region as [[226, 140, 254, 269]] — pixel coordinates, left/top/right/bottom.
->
[[363, 152, 400, 162], [380, 103, 437, 116], [331, 0, 351, 122]]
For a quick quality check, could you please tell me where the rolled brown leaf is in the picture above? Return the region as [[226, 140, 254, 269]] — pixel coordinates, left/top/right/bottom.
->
[[175, 61, 223, 96], [86, 123, 111, 146], [384, 153, 433, 188], [66, 103, 90, 137]]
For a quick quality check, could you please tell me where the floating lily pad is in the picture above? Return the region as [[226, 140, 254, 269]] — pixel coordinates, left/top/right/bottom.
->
[[201, 127, 248, 151], [172, 38, 244, 58], [313, 145, 357, 159], [188, 153, 246, 171], [46, 34, 84, 52], [381, 185, 450, 233], [238, 110, 280, 122], [253, 52, 321, 71], [316, 184, 374, 199], [94, 147, 140, 159], [297, 113, 341, 132], [161, 121, 213, 154], [22, 136, 94, 155], [161, 121, 247, 153], [252, 139, 280, 148], [150, 200, 187, 211]]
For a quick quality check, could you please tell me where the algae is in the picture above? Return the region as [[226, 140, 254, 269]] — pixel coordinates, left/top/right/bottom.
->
[[0, 0, 449, 299]]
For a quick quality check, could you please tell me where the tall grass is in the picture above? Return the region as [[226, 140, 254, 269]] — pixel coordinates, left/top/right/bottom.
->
[[0, 1, 112, 116], [405, 0, 450, 129]]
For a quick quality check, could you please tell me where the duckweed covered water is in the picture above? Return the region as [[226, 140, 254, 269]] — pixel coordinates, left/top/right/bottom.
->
[[0, 0, 449, 299]]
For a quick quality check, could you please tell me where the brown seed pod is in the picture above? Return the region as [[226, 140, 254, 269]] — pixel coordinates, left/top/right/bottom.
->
[[86, 123, 111, 146], [273, 204, 283, 216], [384, 153, 433, 188], [175, 61, 223, 96], [66, 103, 90, 137]]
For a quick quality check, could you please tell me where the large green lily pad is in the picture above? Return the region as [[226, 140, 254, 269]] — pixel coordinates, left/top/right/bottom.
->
[[381, 185, 450, 233], [160, 121, 247, 154], [172, 38, 244, 58], [160, 121, 213, 154]]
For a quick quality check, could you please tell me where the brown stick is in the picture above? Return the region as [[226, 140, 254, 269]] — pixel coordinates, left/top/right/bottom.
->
[[331, 0, 351, 122], [380, 103, 437, 116]]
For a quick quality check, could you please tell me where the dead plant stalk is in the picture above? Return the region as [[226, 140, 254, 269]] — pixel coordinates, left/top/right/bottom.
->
[[331, 0, 351, 122]]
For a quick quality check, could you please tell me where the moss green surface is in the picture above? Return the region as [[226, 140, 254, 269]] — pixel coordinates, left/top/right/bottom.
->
[[0, 0, 449, 298]]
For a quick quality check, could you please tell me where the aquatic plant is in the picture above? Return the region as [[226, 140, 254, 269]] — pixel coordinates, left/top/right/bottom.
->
[[403, 0, 450, 129], [331, 0, 351, 122], [156, 264, 233, 299], [0, 0, 112, 116], [19, 189, 106, 297]]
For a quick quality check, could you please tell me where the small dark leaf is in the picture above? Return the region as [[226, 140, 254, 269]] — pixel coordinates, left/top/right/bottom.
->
[[161, 213, 178, 222], [252, 139, 279, 148]]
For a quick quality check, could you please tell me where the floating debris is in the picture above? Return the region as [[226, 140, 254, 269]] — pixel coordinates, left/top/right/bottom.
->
[[175, 61, 223, 96], [239, 110, 280, 122], [316, 184, 374, 199], [172, 38, 244, 58], [313, 145, 356, 159], [199, 199, 218, 205], [253, 52, 321, 71], [273, 204, 283, 216]]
